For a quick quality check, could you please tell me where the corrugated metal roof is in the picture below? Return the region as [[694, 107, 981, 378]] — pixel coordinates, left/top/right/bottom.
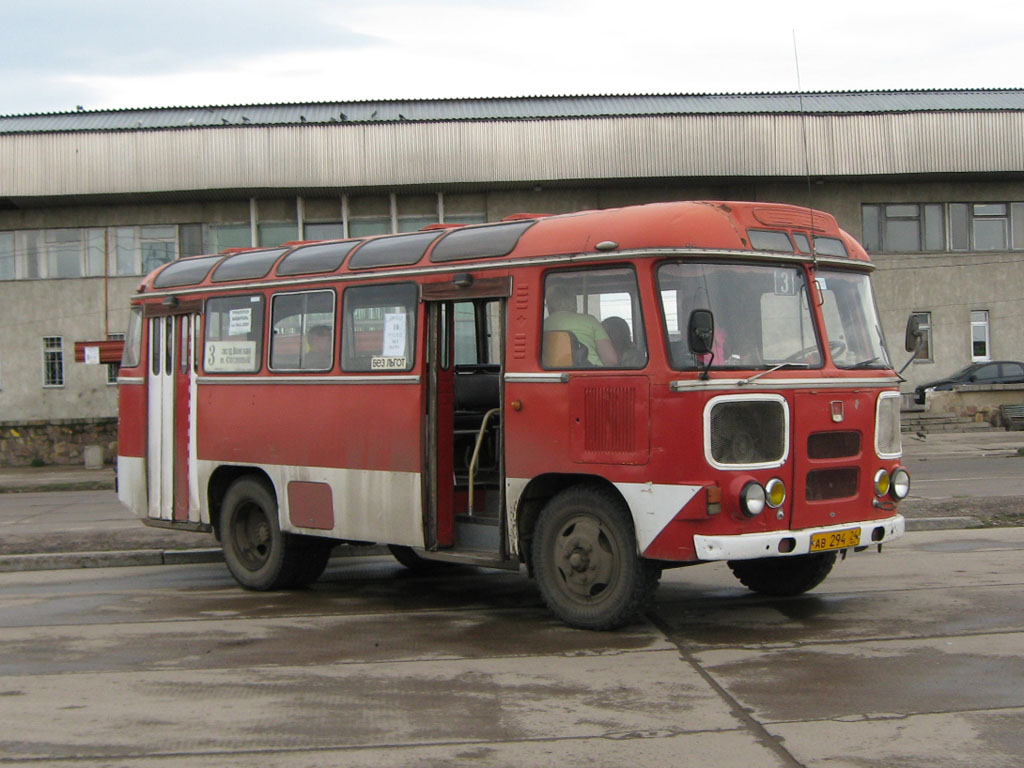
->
[[6, 112, 1024, 200], [3, 89, 1024, 134]]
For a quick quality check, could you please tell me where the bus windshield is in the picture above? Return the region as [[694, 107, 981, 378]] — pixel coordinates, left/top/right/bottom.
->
[[816, 269, 891, 369], [658, 261, 820, 369]]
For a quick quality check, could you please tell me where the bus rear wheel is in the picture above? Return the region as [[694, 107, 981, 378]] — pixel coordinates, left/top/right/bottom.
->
[[531, 485, 659, 630], [727, 552, 837, 596], [220, 476, 327, 590]]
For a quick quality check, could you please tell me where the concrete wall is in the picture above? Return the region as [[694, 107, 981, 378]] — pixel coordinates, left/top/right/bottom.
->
[[0, 277, 136, 421]]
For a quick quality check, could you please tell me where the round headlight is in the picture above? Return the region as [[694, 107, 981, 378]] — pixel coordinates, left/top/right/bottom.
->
[[765, 478, 786, 509], [873, 469, 891, 498], [740, 482, 766, 517], [890, 468, 910, 501]]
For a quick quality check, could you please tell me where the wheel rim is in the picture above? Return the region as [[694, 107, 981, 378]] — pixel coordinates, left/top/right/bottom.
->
[[231, 500, 272, 571], [551, 515, 619, 602]]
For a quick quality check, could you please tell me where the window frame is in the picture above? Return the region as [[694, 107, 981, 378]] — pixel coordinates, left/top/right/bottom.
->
[[268, 289, 337, 373], [203, 294, 267, 374], [970, 310, 991, 362], [340, 282, 419, 373], [541, 265, 647, 370], [42, 336, 65, 387], [910, 311, 933, 363]]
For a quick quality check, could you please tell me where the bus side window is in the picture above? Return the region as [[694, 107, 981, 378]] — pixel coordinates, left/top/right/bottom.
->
[[269, 290, 336, 372], [340, 283, 418, 372], [204, 295, 265, 373], [541, 267, 647, 369]]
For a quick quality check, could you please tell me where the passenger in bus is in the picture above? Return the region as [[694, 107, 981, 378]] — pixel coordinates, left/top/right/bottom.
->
[[544, 286, 618, 366], [304, 325, 334, 369], [602, 316, 644, 367]]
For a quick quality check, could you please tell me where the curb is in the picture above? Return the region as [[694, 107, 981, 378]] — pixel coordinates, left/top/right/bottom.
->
[[0, 482, 116, 494], [905, 516, 985, 531], [0, 545, 390, 573]]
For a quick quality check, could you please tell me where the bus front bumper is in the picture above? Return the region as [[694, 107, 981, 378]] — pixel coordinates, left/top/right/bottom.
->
[[693, 515, 905, 561]]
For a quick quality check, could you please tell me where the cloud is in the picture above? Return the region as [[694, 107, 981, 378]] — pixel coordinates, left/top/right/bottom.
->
[[0, 0, 377, 77], [1, 0, 1021, 114]]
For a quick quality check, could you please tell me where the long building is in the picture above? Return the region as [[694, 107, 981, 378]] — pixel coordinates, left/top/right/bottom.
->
[[2, 90, 1023, 463]]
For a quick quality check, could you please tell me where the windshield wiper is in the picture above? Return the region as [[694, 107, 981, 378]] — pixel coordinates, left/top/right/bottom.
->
[[739, 361, 810, 386], [849, 357, 881, 368]]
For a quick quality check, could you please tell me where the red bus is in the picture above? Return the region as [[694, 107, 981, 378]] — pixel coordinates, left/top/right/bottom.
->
[[116, 200, 911, 629]]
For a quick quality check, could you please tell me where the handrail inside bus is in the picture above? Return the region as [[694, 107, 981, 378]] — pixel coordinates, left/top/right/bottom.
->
[[467, 408, 501, 516]]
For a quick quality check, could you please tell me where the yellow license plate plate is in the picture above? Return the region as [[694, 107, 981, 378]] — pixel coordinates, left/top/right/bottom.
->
[[810, 528, 861, 552]]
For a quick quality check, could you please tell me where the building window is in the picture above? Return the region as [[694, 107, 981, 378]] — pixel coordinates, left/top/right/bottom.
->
[[304, 222, 346, 240], [950, 203, 1024, 252], [910, 312, 933, 362], [107, 333, 125, 384], [43, 336, 64, 387], [109, 226, 180, 276], [258, 222, 298, 247], [0, 232, 14, 280], [348, 217, 392, 237], [208, 224, 252, 253], [864, 202, 1024, 253], [971, 310, 990, 361], [861, 204, 944, 252]]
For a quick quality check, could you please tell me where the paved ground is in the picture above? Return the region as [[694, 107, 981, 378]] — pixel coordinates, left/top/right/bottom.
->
[[2, 527, 1023, 766], [0, 430, 1021, 572]]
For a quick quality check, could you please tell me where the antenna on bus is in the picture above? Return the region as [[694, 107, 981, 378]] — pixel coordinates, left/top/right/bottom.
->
[[792, 29, 818, 266]]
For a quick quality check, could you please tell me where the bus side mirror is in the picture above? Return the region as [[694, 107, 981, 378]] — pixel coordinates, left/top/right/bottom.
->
[[904, 315, 922, 353], [688, 309, 715, 355], [898, 314, 923, 375]]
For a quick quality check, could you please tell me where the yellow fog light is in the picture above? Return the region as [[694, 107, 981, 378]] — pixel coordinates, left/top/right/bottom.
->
[[890, 468, 910, 501], [873, 469, 891, 497], [765, 478, 786, 508]]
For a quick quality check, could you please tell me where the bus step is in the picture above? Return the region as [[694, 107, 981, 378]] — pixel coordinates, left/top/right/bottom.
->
[[455, 515, 500, 551]]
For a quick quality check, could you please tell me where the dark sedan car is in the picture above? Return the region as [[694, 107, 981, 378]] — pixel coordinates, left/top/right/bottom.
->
[[914, 360, 1024, 404]]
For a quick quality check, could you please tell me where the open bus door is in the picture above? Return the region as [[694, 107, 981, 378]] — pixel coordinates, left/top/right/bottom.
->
[[422, 277, 513, 565], [145, 304, 201, 523]]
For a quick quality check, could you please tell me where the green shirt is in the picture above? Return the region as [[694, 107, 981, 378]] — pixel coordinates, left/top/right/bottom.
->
[[544, 311, 610, 366]]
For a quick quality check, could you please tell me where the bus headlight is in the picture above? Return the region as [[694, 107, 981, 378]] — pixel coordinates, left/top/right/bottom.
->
[[873, 469, 891, 497], [765, 478, 786, 508], [740, 482, 766, 517], [890, 468, 910, 501]]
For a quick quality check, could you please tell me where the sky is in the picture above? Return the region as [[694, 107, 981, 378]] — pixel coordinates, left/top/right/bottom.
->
[[2, 0, 1022, 115]]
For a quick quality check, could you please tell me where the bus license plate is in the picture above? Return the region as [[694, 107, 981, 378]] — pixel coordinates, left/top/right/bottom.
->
[[810, 528, 861, 552]]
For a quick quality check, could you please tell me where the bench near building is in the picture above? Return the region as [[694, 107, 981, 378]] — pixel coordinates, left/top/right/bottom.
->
[[2, 90, 1024, 463]]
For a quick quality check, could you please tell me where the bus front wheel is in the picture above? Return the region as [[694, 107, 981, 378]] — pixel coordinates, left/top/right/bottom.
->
[[531, 485, 659, 630], [727, 552, 837, 596], [220, 476, 327, 590]]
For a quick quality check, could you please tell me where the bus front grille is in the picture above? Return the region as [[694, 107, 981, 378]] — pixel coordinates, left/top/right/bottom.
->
[[708, 399, 786, 466], [805, 468, 860, 501]]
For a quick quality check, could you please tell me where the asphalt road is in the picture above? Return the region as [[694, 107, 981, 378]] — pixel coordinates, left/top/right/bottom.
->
[[903, 452, 1024, 500], [1, 527, 1022, 767]]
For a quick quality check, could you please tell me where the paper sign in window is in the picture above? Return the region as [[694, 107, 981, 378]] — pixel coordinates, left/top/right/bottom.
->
[[229, 308, 252, 336], [205, 340, 257, 372], [382, 313, 406, 357]]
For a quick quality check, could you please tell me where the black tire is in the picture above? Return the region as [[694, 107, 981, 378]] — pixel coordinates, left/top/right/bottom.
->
[[220, 476, 324, 590], [291, 537, 335, 586], [531, 485, 659, 630], [387, 544, 450, 572], [727, 552, 837, 597]]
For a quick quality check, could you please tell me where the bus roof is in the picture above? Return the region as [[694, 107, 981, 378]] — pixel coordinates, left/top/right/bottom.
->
[[138, 200, 869, 295]]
